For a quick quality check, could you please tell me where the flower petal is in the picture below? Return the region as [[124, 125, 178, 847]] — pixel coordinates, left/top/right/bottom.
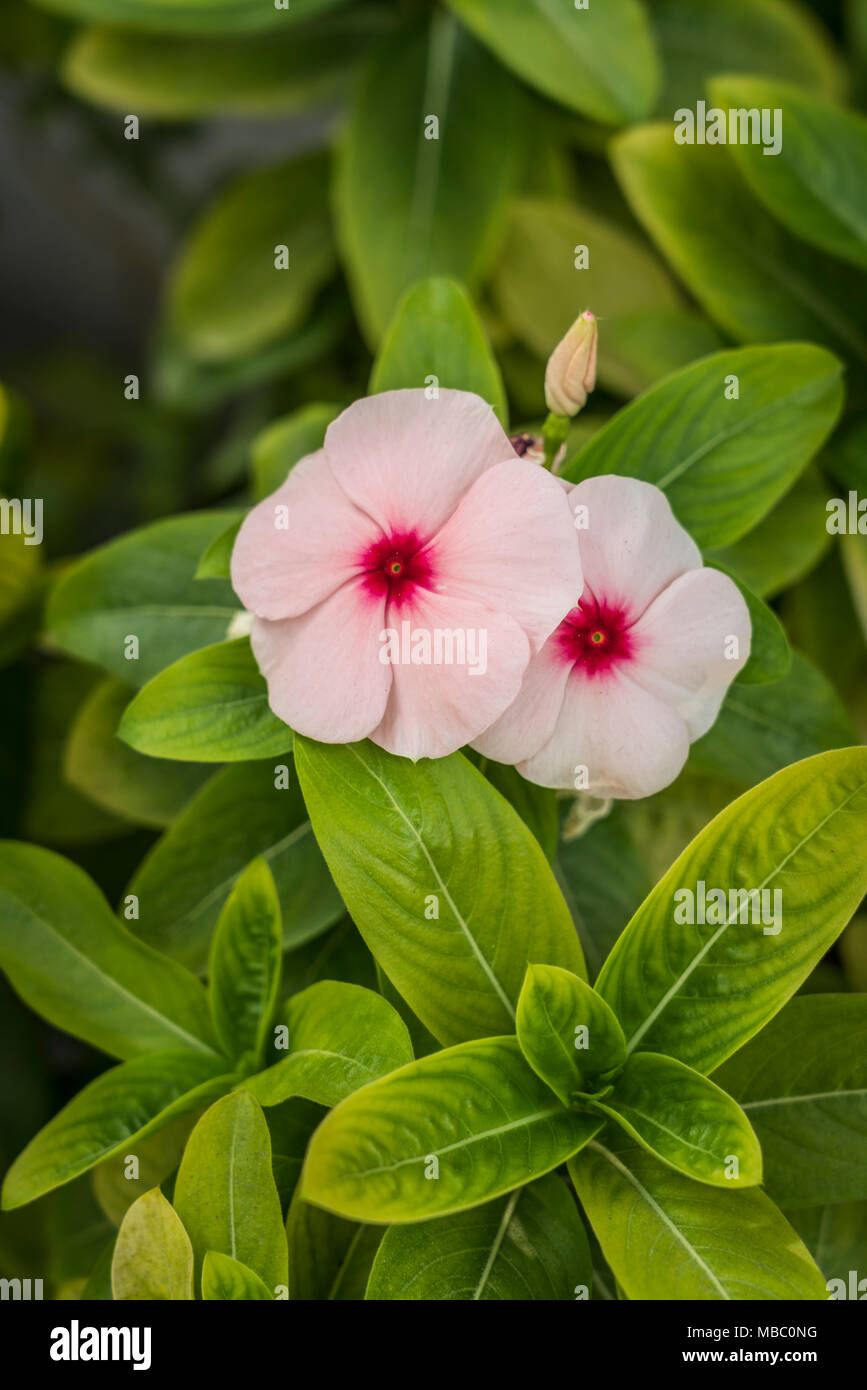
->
[[517, 669, 690, 799], [568, 475, 701, 621], [628, 567, 751, 739], [323, 389, 515, 537], [231, 450, 380, 621], [250, 580, 391, 743], [472, 637, 572, 765], [370, 588, 531, 761], [428, 457, 582, 651]]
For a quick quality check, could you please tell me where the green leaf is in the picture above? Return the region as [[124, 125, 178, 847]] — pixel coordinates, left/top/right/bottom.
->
[[714, 995, 867, 1207], [34, 0, 352, 34], [195, 516, 243, 580], [92, 1111, 195, 1226], [569, 1136, 827, 1300], [287, 1198, 383, 1300], [119, 638, 292, 763], [335, 12, 528, 344], [244, 981, 413, 1108], [166, 153, 335, 363], [596, 1052, 762, 1188], [251, 401, 341, 501], [596, 748, 867, 1075], [562, 344, 844, 549], [555, 810, 651, 979], [208, 859, 282, 1066], [445, 0, 659, 125], [47, 512, 242, 687], [111, 1188, 194, 1300], [0, 529, 43, 669], [0, 842, 218, 1061], [492, 198, 683, 399], [2, 1051, 230, 1210], [612, 127, 867, 368], [370, 277, 507, 422], [516, 964, 626, 1107], [295, 738, 585, 1047], [301, 1036, 600, 1223], [710, 77, 867, 270], [708, 564, 791, 685], [366, 1172, 591, 1300], [708, 468, 833, 598], [788, 1201, 867, 1288], [689, 652, 855, 786], [478, 757, 559, 862], [127, 756, 341, 972], [201, 1250, 273, 1300], [173, 1092, 287, 1290], [64, 676, 210, 828]]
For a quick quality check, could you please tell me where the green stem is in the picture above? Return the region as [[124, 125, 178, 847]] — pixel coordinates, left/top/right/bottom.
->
[[541, 411, 570, 471]]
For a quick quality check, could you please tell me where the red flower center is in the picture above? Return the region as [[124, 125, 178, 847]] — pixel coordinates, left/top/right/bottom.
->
[[555, 594, 634, 677], [359, 530, 434, 608]]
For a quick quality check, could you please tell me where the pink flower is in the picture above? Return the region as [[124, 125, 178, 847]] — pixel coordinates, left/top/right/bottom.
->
[[231, 389, 581, 760], [474, 475, 751, 799]]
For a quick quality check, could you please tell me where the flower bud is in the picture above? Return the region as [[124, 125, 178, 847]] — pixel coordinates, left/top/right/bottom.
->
[[544, 310, 598, 418]]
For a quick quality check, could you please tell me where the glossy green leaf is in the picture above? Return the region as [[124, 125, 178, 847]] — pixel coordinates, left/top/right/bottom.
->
[[689, 652, 855, 786], [244, 981, 412, 1108], [370, 277, 506, 421], [34, 0, 352, 34], [251, 402, 341, 501], [0, 842, 218, 1061], [711, 77, 867, 270], [708, 468, 833, 598], [295, 738, 585, 1047], [366, 1172, 591, 1300], [445, 0, 659, 125], [597, 748, 867, 1075], [492, 198, 683, 399], [516, 964, 625, 1107], [335, 13, 528, 344], [47, 512, 242, 687], [562, 345, 844, 549], [709, 564, 790, 685], [201, 1250, 273, 1300], [597, 1053, 762, 1188], [111, 1188, 194, 1300], [302, 1036, 600, 1223], [195, 516, 243, 580], [119, 638, 292, 763], [714, 994, 867, 1207], [127, 757, 341, 971], [570, 1136, 827, 1300], [208, 859, 282, 1065], [2, 1051, 230, 1210], [64, 676, 210, 828], [613, 126, 867, 369], [173, 1092, 287, 1290], [287, 1198, 383, 1300]]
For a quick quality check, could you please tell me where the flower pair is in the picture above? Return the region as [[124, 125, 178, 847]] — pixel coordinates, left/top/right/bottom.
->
[[232, 390, 750, 799]]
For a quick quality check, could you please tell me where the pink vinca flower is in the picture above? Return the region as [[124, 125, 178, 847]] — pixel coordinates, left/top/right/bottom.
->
[[474, 475, 751, 799], [231, 389, 581, 760]]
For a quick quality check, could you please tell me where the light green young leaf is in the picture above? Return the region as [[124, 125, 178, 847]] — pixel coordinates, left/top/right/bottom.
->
[[111, 1188, 194, 1300], [195, 516, 243, 580], [295, 738, 585, 1047], [597, 1052, 762, 1188], [119, 638, 292, 763], [47, 511, 242, 687], [208, 858, 282, 1065], [562, 345, 844, 549], [127, 757, 341, 972], [2, 1051, 231, 1210], [244, 980, 413, 1108], [445, 0, 659, 125], [201, 1250, 273, 1300], [166, 153, 335, 363], [335, 12, 528, 344], [301, 1036, 600, 1224], [0, 842, 218, 1061], [366, 1172, 591, 1301], [64, 676, 210, 828], [569, 1136, 827, 1300], [714, 994, 867, 1207], [251, 402, 341, 501], [710, 76, 867, 270], [516, 964, 626, 1107], [370, 277, 507, 421], [173, 1092, 287, 1290], [596, 748, 867, 1075]]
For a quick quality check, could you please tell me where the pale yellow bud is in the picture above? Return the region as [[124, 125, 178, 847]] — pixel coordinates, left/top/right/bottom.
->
[[544, 310, 598, 417]]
